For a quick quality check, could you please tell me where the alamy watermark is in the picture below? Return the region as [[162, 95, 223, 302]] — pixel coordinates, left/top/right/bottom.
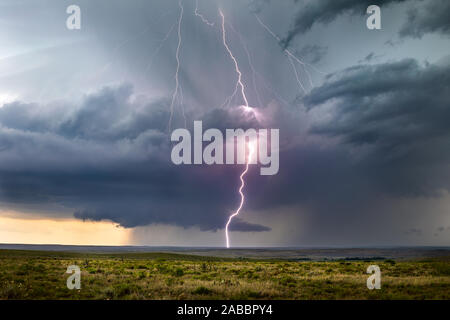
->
[[366, 265, 381, 290], [170, 121, 279, 175], [366, 5, 381, 30], [66, 5, 81, 30], [66, 265, 81, 290]]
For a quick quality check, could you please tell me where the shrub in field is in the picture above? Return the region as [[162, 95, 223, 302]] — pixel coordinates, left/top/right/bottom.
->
[[279, 276, 297, 287], [192, 286, 213, 295], [173, 268, 184, 277]]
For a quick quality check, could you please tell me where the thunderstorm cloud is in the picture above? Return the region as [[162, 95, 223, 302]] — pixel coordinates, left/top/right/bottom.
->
[[0, 0, 449, 245]]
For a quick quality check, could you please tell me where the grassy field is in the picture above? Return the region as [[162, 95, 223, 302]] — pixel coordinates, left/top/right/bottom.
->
[[0, 249, 449, 299]]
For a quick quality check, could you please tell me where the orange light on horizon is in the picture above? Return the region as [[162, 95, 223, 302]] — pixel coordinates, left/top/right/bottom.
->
[[0, 212, 131, 246]]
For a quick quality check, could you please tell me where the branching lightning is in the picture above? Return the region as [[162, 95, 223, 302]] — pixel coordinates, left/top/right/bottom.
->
[[229, 24, 264, 108], [287, 54, 307, 94], [228, 23, 290, 108], [219, 9, 249, 108], [195, 0, 215, 26], [218, 9, 257, 248], [164, 5, 321, 247], [254, 14, 324, 94]]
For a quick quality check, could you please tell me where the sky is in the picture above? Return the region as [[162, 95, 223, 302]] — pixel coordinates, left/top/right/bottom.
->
[[0, 0, 449, 247]]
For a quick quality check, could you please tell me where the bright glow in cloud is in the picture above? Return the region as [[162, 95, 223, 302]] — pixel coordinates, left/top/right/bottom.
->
[[0, 93, 18, 107]]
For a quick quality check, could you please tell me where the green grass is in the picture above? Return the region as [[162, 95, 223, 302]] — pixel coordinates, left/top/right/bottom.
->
[[0, 249, 448, 299]]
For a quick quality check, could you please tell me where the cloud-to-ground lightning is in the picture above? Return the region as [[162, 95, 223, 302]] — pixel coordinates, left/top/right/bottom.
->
[[219, 9, 258, 248], [168, 0, 186, 132], [225, 141, 256, 248], [223, 13, 325, 247], [195, 0, 215, 26]]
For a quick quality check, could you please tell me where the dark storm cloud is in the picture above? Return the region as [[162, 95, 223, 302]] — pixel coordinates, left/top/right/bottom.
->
[[228, 218, 271, 232], [302, 58, 450, 196], [298, 45, 328, 65], [358, 52, 383, 63], [246, 139, 374, 219], [304, 59, 450, 150], [434, 226, 450, 237], [58, 85, 170, 140], [0, 84, 270, 232], [399, 0, 450, 38], [404, 228, 422, 236], [436, 226, 450, 233], [220, 57, 450, 242], [283, 0, 407, 47], [3, 57, 449, 237], [0, 86, 168, 141]]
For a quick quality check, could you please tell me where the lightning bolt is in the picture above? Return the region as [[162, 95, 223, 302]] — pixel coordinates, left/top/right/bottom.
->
[[219, 9, 249, 108], [195, 0, 215, 26], [228, 24, 264, 108], [287, 54, 307, 94], [225, 141, 256, 248], [228, 23, 290, 108], [219, 9, 257, 248], [168, 0, 186, 132], [222, 12, 326, 248]]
